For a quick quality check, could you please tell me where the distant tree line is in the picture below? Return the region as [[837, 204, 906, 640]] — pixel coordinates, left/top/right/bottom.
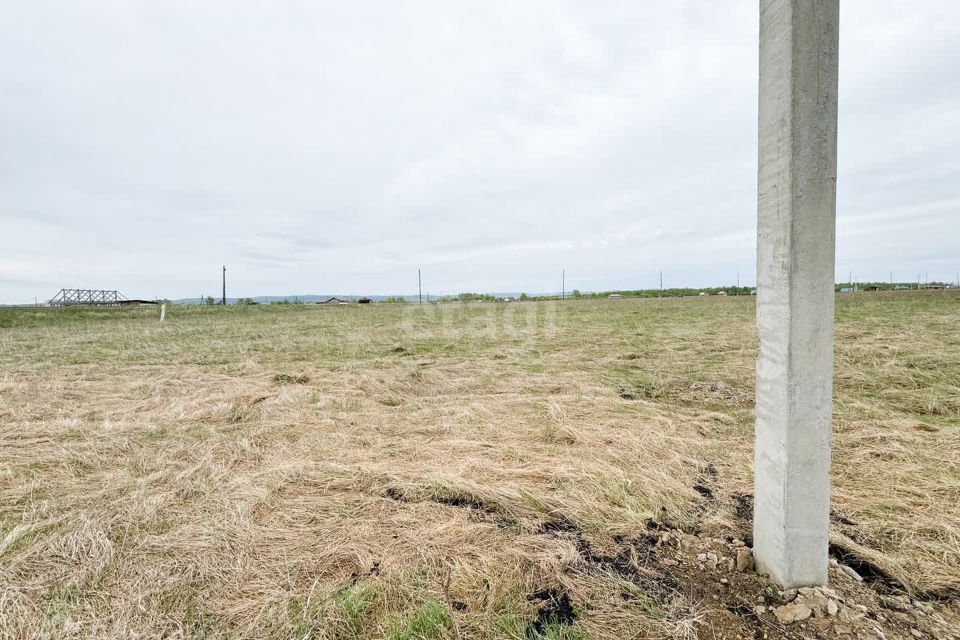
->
[[576, 286, 754, 299], [833, 281, 950, 291], [191, 281, 949, 309]]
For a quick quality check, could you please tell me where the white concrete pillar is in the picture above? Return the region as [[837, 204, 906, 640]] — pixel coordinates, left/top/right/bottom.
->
[[754, 0, 839, 588]]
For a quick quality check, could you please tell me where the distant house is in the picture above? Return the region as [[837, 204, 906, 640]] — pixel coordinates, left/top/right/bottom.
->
[[119, 299, 159, 306], [717, 291, 728, 296], [608, 294, 623, 299], [698, 292, 706, 297], [316, 297, 349, 305], [840, 287, 854, 293]]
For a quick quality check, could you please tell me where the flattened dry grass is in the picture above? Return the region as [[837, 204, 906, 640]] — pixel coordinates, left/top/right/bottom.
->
[[0, 292, 957, 638]]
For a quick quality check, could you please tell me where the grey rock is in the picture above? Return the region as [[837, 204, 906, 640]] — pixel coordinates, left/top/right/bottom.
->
[[774, 603, 813, 624], [879, 595, 910, 612], [839, 564, 864, 581], [826, 599, 839, 616]]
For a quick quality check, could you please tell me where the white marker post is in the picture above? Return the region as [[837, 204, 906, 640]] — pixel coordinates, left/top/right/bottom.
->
[[754, 0, 839, 588], [160, 303, 167, 324]]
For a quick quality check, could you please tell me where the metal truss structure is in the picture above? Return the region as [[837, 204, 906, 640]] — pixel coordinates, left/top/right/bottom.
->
[[48, 289, 128, 307]]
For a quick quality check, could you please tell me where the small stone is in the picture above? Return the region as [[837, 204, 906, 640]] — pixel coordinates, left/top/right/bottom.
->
[[830, 558, 839, 566], [818, 586, 840, 600], [736, 547, 755, 572], [660, 558, 679, 567], [826, 599, 839, 616], [838, 607, 863, 623], [879, 596, 910, 611], [873, 626, 886, 640], [696, 553, 708, 563], [720, 578, 729, 585], [754, 605, 766, 616], [774, 603, 813, 624], [797, 587, 830, 616], [910, 629, 922, 638], [839, 564, 864, 582], [705, 552, 719, 570]]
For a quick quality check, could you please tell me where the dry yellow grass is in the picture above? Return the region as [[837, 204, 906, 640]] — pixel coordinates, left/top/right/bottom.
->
[[0, 292, 957, 639]]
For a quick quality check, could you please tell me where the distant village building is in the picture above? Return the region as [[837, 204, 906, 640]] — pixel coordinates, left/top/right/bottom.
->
[[608, 294, 623, 299], [316, 297, 349, 305], [119, 299, 159, 306]]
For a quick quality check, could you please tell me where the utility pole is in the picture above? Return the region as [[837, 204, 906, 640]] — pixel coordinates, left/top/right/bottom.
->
[[736, 271, 740, 295], [754, 0, 838, 589], [659, 270, 663, 297], [222, 266, 227, 305], [418, 269, 422, 305], [562, 269, 565, 300]]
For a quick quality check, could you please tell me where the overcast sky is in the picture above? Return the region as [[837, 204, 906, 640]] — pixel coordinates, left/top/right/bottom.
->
[[1, 1, 958, 302]]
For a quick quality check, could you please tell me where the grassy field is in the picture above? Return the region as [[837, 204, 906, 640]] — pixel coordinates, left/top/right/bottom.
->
[[1, 293, 958, 639]]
